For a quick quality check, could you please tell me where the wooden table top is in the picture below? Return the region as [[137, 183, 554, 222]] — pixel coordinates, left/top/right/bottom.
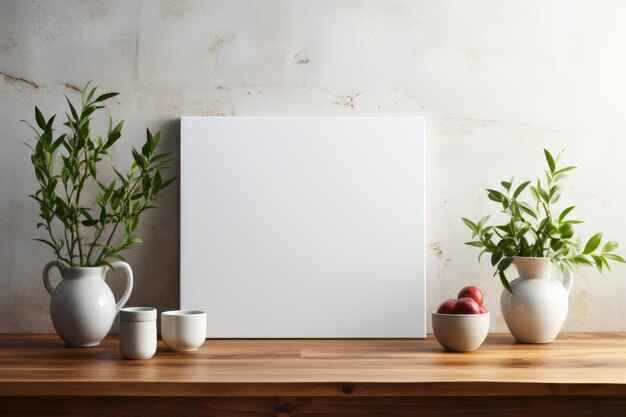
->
[[1, 333, 626, 397]]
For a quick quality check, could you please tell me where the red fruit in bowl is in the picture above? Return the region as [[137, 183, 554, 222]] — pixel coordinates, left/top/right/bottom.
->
[[457, 286, 483, 306], [479, 305, 488, 314], [453, 297, 481, 314], [436, 299, 456, 314]]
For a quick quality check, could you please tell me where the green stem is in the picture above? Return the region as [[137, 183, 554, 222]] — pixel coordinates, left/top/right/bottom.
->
[[86, 224, 105, 265], [62, 181, 75, 264], [95, 175, 143, 264], [72, 135, 91, 265]]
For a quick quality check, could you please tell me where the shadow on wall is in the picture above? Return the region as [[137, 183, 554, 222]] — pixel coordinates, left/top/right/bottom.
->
[[109, 118, 181, 334]]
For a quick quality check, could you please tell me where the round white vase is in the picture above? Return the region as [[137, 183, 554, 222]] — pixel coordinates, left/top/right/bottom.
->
[[43, 261, 133, 347], [500, 256, 573, 344]]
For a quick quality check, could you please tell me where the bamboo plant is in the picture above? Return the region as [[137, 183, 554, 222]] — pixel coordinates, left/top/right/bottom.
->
[[27, 83, 176, 267]]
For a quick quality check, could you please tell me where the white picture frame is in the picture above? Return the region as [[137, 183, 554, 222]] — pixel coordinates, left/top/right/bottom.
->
[[181, 117, 426, 338]]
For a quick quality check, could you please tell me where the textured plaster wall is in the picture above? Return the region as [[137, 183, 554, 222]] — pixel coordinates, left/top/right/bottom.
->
[[2, 0, 626, 333]]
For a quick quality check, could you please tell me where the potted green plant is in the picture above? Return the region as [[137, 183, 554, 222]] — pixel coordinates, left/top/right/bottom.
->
[[462, 149, 623, 343], [27, 83, 176, 347]]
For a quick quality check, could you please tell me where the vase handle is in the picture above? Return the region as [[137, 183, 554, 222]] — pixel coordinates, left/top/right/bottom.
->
[[562, 267, 574, 295], [42, 261, 64, 295], [109, 261, 134, 313]]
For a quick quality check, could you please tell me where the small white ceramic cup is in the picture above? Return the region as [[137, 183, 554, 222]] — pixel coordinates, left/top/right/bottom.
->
[[119, 307, 157, 360], [161, 310, 206, 352]]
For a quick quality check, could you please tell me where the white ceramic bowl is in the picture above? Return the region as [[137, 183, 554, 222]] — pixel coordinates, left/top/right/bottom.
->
[[432, 311, 490, 352], [161, 310, 206, 352]]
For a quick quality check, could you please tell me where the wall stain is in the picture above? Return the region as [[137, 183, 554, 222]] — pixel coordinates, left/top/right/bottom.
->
[[163, 0, 192, 17], [194, 101, 234, 117], [430, 119, 472, 137], [333, 92, 361, 108], [208, 32, 236, 54], [63, 83, 80, 92], [294, 52, 310, 64], [132, 0, 143, 82], [430, 242, 444, 258], [1, 72, 39, 89], [429, 241, 452, 266], [1, 37, 17, 51], [463, 48, 480, 67], [88, 3, 111, 20], [440, 117, 560, 133]]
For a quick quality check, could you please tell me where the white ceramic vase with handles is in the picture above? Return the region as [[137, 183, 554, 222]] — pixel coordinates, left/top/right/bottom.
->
[[500, 256, 573, 344], [43, 261, 133, 347]]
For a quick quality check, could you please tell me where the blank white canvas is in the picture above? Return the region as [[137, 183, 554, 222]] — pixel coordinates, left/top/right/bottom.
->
[[181, 117, 425, 338]]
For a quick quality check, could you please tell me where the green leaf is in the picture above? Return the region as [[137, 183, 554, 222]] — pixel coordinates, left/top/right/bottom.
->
[[583, 233, 603, 254], [572, 255, 593, 266], [499, 271, 513, 293], [555, 166, 577, 175], [462, 218, 479, 234], [549, 185, 561, 197], [558, 206, 575, 223], [512, 181, 530, 198], [132, 148, 145, 170], [152, 130, 162, 149], [562, 219, 583, 225], [88, 160, 97, 178], [92, 92, 119, 103], [34, 238, 57, 251], [151, 152, 173, 162], [604, 253, 626, 263], [160, 177, 177, 189], [477, 215, 491, 231], [537, 187, 550, 203], [44, 115, 56, 133], [465, 241, 484, 248], [497, 257, 513, 272], [486, 189, 504, 202], [602, 241, 618, 253], [51, 134, 66, 153], [491, 251, 503, 266], [529, 186, 539, 202], [142, 129, 154, 157], [591, 254, 604, 273], [601, 256, 611, 272], [544, 149, 556, 173], [35, 106, 46, 129], [66, 97, 78, 120], [81, 81, 94, 103], [495, 224, 511, 234], [517, 202, 537, 219], [501, 181, 512, 191], [558, 223, 574, 239]]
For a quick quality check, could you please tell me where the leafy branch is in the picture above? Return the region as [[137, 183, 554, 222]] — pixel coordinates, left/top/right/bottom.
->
[[27, 83, 176, 267], [462, 149, 624, 292]]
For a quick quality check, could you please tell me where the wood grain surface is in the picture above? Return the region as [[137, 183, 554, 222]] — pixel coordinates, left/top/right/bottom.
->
[[1, 333, 626, 398], [2, 396, 625, 417]]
